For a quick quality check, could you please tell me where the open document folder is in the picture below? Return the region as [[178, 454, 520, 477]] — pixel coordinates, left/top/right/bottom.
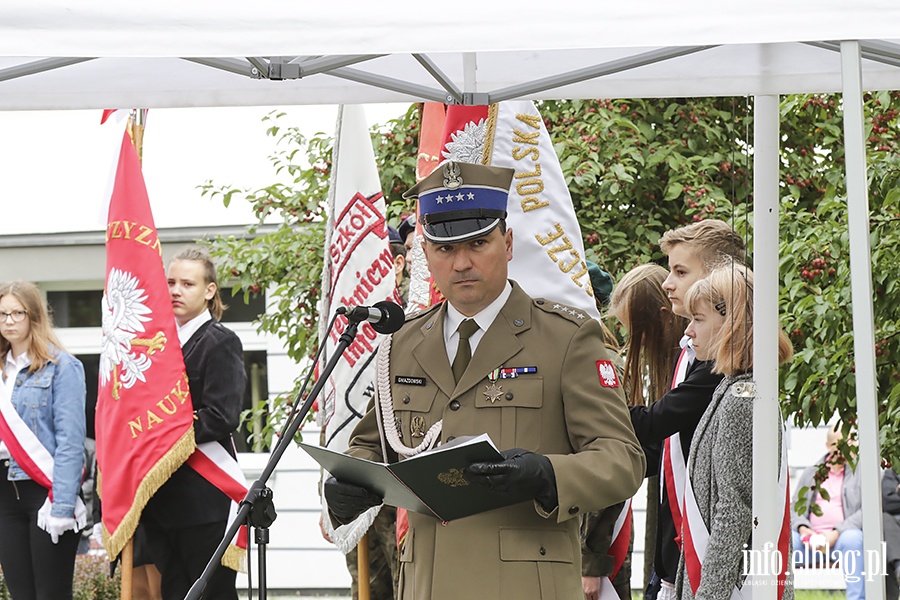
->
[[301, 434, 533, 522]]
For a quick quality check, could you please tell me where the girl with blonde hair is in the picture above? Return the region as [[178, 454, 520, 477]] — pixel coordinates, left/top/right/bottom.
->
[[675, 264, 793, 600], [0, 280, 87, 600]]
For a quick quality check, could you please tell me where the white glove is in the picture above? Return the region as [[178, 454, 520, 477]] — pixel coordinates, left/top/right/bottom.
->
[[92, 522, 103, 544], [45, 515, 77, 544]]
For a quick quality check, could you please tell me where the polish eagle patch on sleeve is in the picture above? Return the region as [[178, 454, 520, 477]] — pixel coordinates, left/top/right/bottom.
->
[[596, 360, 620, 388]]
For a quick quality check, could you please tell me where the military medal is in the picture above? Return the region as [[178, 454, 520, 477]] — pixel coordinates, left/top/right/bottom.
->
[[411, 415, 427, 438], [483, 369, 504, 403], [498, 366, 537, 379]]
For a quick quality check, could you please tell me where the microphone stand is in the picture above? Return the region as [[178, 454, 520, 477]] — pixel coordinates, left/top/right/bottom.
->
[[184, 309, 365, 600]]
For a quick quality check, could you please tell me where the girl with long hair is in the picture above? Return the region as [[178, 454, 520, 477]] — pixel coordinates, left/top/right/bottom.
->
[[0, 280, 86, 600], [675, 264, 794, 600]]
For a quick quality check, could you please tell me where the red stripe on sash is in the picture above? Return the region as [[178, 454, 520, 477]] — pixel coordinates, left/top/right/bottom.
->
[[0, 409, 53, 493]]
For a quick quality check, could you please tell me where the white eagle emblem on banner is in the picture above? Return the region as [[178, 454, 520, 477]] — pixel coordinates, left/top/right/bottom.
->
[[101, 268, 167, 399], [443, 119, 487, 163]]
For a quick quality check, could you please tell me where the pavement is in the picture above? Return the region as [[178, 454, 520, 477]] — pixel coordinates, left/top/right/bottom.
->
[[238, 590, 350, 599]]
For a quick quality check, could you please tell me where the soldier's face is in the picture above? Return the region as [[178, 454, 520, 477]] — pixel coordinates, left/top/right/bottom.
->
[[423, 227, 513, 317], [167, 259, 216, 327]]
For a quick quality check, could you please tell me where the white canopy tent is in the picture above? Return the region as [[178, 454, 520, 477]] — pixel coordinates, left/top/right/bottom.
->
[[2, 2, 896, 597], [2, 1, 900, 108]]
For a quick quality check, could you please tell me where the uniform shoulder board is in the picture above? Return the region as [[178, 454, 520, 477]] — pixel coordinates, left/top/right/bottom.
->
[[404, 302, 442, 322], [532, 298, 591, 324]]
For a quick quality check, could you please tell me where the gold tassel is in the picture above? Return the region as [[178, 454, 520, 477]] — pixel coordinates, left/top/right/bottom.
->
[[101, 429, 197, 561], [222, 542, 247, 573]]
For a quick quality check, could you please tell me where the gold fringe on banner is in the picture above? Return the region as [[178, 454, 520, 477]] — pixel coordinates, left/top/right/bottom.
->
[[482, 103, 500, 166], [100, 428, 196, 561], [223, 542, 247, 573]]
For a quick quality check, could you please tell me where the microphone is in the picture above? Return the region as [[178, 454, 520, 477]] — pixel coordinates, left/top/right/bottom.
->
[[338, 300, 405, 334]]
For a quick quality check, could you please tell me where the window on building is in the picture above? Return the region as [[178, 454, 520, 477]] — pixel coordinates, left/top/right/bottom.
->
[[47, 287, 264, 327], [79, 354, 100, 439], [219, 288, 266, 323], [236, 350, 270, 453], [48, 290, 103, 328]]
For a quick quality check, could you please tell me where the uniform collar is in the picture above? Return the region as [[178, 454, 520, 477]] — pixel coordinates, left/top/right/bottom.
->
[[444, 281, 512, 344]]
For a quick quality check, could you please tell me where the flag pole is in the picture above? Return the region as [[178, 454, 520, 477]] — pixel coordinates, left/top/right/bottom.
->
[[121, 540, 134, 600], [358, 534, 370, 600], [117, 106, 147, 600], [127, 109, 146, 164]]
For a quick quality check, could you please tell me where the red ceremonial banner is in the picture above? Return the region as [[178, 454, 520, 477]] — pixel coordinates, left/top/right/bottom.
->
[[95, 131, 196, 560]]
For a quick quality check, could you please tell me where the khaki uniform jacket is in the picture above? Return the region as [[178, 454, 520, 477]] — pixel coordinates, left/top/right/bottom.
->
[[346, 282, 645, 600]]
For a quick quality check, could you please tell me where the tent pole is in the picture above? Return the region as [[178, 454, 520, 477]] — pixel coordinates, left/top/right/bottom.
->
[[840, 39, 886, 600], [752, 92, 780, 600]]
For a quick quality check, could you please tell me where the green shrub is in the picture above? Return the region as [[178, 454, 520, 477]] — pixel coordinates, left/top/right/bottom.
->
[[0, 553, 121, 599]]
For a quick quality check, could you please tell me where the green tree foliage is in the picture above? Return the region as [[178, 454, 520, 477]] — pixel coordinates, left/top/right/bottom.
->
[[772, 92, 900, 465], [539, 98, 753, 276], [202, 108, 419, 448], [205, 96, 900, 464], [200, 112, 334, 445]]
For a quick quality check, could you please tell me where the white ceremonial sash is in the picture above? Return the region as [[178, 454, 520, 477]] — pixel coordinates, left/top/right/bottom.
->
[[659, 347, 691, 548], [186, 440, 250, 571], [0, 383, 87, 534], [598, 498, 634, 600], [661, 433, 686, 548], [672, 346, 691, 388], [682, 421, 791, 600]]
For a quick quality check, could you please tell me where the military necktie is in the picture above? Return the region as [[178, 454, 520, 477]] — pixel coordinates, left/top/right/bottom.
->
[[451, 319, 479, 383]]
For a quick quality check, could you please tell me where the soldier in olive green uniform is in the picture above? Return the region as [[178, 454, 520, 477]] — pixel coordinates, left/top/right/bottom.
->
[[325, 161, 645, 600]]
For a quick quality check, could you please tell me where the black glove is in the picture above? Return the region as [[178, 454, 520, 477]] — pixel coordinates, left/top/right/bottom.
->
[[464, 448, 558, 511], [323, 476, 383, 525]]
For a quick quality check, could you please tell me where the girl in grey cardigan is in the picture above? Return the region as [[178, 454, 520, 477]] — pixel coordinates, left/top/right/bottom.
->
[[675, 265, 795, 600]]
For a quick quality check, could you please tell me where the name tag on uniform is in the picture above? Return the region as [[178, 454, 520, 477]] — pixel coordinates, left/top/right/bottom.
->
[[395, 376, 426, 386]]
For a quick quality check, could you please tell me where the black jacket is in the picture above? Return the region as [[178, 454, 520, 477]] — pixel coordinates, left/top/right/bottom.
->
[[884, 468, 900, 515], [142, 319, 246, 528], [629, 358, 722, 582]]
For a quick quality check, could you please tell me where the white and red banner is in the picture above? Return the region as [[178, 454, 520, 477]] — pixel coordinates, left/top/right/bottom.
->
[[440, 101, 601, 319], [318, 105, 399, 552], [317, 104, 401, 455], [405, 102, 446, 312], [96, 130, 196, 561]]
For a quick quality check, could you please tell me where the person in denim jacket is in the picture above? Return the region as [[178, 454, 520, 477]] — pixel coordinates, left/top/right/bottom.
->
[[0, 280, 86, 600]]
